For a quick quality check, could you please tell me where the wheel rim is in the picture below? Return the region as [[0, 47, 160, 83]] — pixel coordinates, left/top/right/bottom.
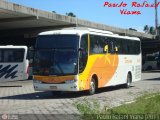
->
[[127, 74, 131, 86], [90, 79, 95, 94]]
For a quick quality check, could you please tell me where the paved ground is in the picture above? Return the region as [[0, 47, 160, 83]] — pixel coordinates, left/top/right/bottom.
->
[[0, 72, 160, 120]]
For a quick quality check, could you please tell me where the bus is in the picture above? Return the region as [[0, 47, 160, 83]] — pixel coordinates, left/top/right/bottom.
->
[[142, 55, 157, 71], [142, 52, 160, 71], [33, 27, 141, 95], [0, 45, 29, 82]]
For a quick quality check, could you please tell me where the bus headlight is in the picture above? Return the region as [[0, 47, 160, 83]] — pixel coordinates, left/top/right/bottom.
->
[[65, 80, 74, 84], [33, 79, 42, 84]]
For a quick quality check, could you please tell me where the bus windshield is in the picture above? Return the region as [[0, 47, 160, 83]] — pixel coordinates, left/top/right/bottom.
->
[[35, 35, 79, 49], [34, 35, 79, 76]]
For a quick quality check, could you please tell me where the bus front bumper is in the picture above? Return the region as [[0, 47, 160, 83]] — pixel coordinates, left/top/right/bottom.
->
[[33, 80, 79, 91]]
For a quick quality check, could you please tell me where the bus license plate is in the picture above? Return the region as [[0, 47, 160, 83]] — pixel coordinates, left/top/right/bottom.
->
[[50, 86, 57, 90]]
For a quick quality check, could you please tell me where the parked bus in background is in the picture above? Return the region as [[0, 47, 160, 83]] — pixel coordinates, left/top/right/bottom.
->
[[142, 53, 160, 71], [0, 45, 29, 82], [142, 55, 157, 70], [33, 27, 141, 95]]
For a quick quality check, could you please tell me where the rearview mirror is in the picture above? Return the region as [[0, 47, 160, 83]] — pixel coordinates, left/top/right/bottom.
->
[[78, 48, 84, 51]]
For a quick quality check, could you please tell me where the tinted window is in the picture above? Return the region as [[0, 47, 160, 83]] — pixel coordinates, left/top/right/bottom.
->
[[79, 35, 88, 73], [36, 35, 79, 49], [106, 38, 116, 54], [115, 39, 140, 55], [90, 35, 104, 54], [0, 49, 24, 62], [134, 41, 141, 54], [34, 49, 78, 76], [147, 56, 156, 61], [90, 35, 117, 54], [0, 51, 2, 62], [88, 34, 140, 55], [114, 38, 123, 54]]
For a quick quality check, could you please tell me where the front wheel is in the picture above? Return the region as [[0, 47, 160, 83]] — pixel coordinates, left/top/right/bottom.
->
[[88, 78, 96, 95]]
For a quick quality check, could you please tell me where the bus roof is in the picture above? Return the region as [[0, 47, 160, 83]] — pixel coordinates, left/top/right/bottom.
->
[[0, 45, 28, 49], [39, 27, 140, 41], [39, 27, 113, 35]]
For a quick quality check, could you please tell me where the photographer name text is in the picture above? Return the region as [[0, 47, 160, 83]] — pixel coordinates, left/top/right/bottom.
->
[[104, 1, 160, 15]]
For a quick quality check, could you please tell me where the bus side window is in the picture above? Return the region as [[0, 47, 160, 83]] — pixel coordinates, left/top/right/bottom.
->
[[109, 40, 114, 54], [121, 40, 128, 54], [90, 35, 104, 54], [105, 39, 115, 54], [114, 38, 123, 54], [4, 50, 12, 62], [0, 51, 2, 62], [14, 50, 24, 62], [79, 35, 88, 73]]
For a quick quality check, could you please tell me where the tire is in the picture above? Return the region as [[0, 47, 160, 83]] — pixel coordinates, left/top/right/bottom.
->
[[88, 78, 96, 95], [124, 73, 132, 88], [51, 91, 61, 96]]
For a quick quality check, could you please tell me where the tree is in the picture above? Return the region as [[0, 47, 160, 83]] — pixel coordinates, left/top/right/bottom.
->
[[129, 28, 137, 31], [144, 25, 149, 33], [149, 27, 155, 35], [66, 12, 76, 17], [143, 25, 156, 35], [52, 11, 56, 13]]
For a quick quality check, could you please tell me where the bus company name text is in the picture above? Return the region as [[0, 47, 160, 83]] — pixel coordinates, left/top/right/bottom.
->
[[104, 1, 160, 15]]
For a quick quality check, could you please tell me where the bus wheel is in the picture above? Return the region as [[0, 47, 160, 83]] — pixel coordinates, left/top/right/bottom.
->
[[124, 73, 132, 88], [88, 78, 96, 95], [51, 91, 61, 96]]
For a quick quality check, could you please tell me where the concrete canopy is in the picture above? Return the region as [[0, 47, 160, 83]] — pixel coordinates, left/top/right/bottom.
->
[[0, 0, 155, 39]]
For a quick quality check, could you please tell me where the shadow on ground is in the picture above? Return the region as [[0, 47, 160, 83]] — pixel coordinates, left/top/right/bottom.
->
[[145, 77, 160, 81], [142, 70, 160, 73], [0, 85, 133, 100], [0, 85, 22, 87]]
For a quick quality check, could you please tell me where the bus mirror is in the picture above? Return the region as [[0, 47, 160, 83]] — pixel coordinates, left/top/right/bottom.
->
[[104, 45, 108, 53], [78, 48, 84, 51]]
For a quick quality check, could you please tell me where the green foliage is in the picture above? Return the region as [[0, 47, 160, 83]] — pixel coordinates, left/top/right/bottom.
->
[[75, 93, 160, 120], [75, 98, 103, 120], [113, 93, 160, 114], [143, 25, 156, 35], [144, 25, 149, 33], [149, 27, 156, 35], [66, 12, 76, 17]]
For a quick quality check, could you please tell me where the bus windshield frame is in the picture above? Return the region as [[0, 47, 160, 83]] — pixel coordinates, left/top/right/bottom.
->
[[33, 34, 79, 76]]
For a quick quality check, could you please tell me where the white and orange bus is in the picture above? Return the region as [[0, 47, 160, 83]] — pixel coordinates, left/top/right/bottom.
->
[[33, 27, 141, 95]]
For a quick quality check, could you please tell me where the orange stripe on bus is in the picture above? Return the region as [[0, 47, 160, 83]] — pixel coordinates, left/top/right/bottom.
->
[[34, 75, 74, 84], [78, 54, 119, 90]]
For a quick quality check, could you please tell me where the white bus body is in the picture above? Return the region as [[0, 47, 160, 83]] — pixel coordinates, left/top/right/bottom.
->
[[33, 27, 141, 94], [0, 46, 29, 82]]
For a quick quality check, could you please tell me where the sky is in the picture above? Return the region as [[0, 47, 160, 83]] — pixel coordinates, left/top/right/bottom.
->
[[7, 0, 160, 32]]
